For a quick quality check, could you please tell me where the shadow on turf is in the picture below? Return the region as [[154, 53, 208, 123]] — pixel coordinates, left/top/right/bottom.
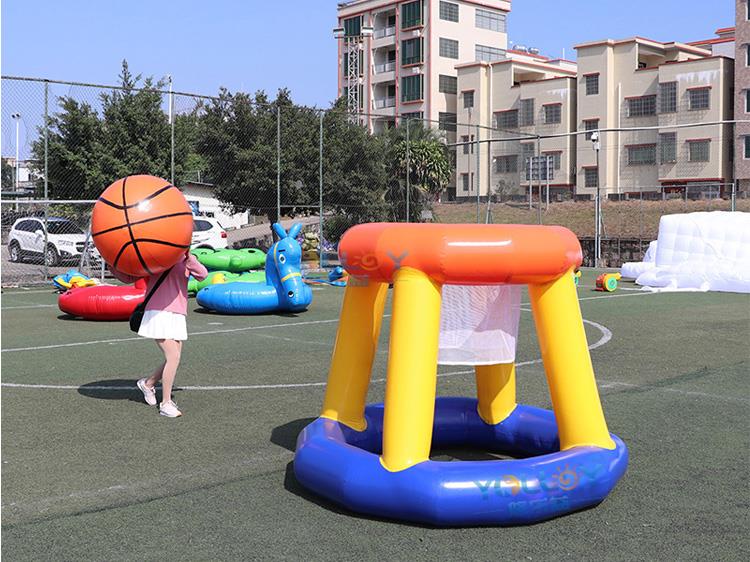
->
[[192, 307, 303, 318], [77, 379, 183, 402], [56, 314, 122, 322]]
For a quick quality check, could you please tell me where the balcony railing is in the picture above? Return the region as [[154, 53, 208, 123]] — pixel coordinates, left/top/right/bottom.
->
[[374, 97, 396, 109], [374, 61, 396, 74], [374, 26, 396, 39]]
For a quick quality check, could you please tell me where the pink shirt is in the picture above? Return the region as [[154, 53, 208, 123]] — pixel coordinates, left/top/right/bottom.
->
[[111, 254, 208, 316]]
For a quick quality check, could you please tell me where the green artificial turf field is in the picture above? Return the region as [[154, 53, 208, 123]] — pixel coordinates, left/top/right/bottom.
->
[[1, 269, 748, 560]]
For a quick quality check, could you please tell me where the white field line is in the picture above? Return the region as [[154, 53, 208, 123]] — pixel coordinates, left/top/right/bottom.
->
[[1, 290, 654, 354], [1, 316, 344, 353], [2, 303, 58, 310], [1, 317, 610, 391]]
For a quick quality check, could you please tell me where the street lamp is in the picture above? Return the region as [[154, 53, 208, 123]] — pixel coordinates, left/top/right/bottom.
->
[[11, 113, 21, 191], [591, 130, 601, 268]]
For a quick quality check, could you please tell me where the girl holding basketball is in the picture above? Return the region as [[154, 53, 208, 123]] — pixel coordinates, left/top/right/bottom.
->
[[111, 251, 208, 417]]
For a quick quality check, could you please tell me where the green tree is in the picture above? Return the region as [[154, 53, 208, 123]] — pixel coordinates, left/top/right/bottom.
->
[[31, 60, 187, 199], [200, 92, 391, 231], [384, 121, 452, 222], [2, 158, 16, 190]]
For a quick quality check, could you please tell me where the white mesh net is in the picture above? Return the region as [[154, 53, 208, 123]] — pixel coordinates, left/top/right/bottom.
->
[[438, 284, 521, 366]]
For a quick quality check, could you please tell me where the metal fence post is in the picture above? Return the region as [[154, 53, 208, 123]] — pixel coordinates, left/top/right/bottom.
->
[[276, 105, 281, 224], [44, 80, 49, 200], [43, 81, 50, 281], [169, 76, 175, 185], [405, 118, 410, 223], [475, 124, 481, 223], [732, 179, 738, 212], [536, 136, 542, 225], [319, 111, 324, 268]]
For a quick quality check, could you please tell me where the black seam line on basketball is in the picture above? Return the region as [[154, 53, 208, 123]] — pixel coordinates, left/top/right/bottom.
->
[[111, 240, 133, 270], [122, 177, 153, 276], [91, 212, 194, 237], [131, 239, 190, 249], [97, 184, 175, 210]]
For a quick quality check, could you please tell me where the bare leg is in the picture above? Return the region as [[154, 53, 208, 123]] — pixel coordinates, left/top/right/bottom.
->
[[156, 339, 182, 404], [145, 359, 166, 389]]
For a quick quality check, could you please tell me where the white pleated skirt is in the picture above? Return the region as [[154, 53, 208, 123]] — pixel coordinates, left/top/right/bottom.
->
[[138, 310, 188, 341]]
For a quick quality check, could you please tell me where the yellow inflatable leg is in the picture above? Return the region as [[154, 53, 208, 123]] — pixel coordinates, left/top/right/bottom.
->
[[381, 267, 442, 472], [475, 363, 516, 425], [320, 279, 388, 431], [528, 272, 615, 450]]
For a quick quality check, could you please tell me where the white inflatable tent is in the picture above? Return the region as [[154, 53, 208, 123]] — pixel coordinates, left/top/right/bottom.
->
[[621, 211, 750, 293]]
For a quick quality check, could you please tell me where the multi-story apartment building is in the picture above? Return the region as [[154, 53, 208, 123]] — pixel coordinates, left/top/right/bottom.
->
[[575, 37, 734, 198], [736, 1, 750, 192], [335, 0, 511, 134], [455, 52, 578, 201]]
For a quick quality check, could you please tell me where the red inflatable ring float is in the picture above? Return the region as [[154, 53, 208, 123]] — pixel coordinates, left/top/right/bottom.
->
[[58, 279, 146, 321]]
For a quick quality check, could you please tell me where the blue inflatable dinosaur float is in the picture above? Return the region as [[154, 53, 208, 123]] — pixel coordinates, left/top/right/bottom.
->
[[196, 223, 313, 314]]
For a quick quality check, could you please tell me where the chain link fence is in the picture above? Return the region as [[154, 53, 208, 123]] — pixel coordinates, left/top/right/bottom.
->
[[2, 75, 748, 285]]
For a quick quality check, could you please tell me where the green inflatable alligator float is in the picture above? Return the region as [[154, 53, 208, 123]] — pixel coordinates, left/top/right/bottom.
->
[[187, 270, 266, 295], [191, 248, 266, 272]]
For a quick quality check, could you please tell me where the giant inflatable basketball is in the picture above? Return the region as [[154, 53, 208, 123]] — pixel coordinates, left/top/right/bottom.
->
[[91, 175, 193, 277]]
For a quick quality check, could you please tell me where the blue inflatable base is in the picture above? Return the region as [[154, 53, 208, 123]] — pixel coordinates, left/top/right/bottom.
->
[[294, 397, 628, 526]]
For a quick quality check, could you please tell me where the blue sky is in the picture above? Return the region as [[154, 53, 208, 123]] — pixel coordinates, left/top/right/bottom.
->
[[1, 0, 736, 107]]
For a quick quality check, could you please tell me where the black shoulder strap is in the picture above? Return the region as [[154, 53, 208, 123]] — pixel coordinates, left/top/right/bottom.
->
[[142, 267, 172, 307]]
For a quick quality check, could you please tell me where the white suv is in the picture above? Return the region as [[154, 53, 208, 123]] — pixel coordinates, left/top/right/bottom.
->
[[7, 217, 99, 266], [191, 216, 228, 250]]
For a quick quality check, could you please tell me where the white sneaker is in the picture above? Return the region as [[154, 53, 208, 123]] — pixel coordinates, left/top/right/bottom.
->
[[137, 378, 157, 406], [159, 400, 182, 418]]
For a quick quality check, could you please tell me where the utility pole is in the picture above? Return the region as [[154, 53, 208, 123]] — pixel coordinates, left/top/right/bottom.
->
[[592, 131, 602, 268]]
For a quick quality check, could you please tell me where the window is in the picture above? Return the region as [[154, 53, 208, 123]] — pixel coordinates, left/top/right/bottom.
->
[[401, 111, 423, 120], [439, 112, 457, 132], [543, 104, 562, 124], [461, 173, 474, 192], [627, 144, 657, 165], [402, 38, 423, 65], [401, 75, 423, 102], [521, 143, 535, 171], [193, 219, 213, 232], [659, 82, 677, 113], [688, 87, 710, 111], [439, 1, 458, 22], [745, 136, 750, 159], [439, 74, 457, 94], [627, 95, 656, 117], [584, 168, 599, 188], [475, 8, 506, 32], [747, 44, 750, 67], [543, 152, 562, 170], [520, 99, 534, 127], [48, 220, 83, 235], [688, 139, 710, 162], [463, 91, 474, 109], [495, 155, 518, 173], [585, 74, 599, 96], [343, 16, 361, 37], [401, 1, 423, 28], [583, 118, 599, 140], [440, 38, 459, 59], [475, 44, 506, 62], [659, 133, 676, 164], [495, 110, 518, 129], [461, 135, 475, 154], [746, 90, 750, 113]]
